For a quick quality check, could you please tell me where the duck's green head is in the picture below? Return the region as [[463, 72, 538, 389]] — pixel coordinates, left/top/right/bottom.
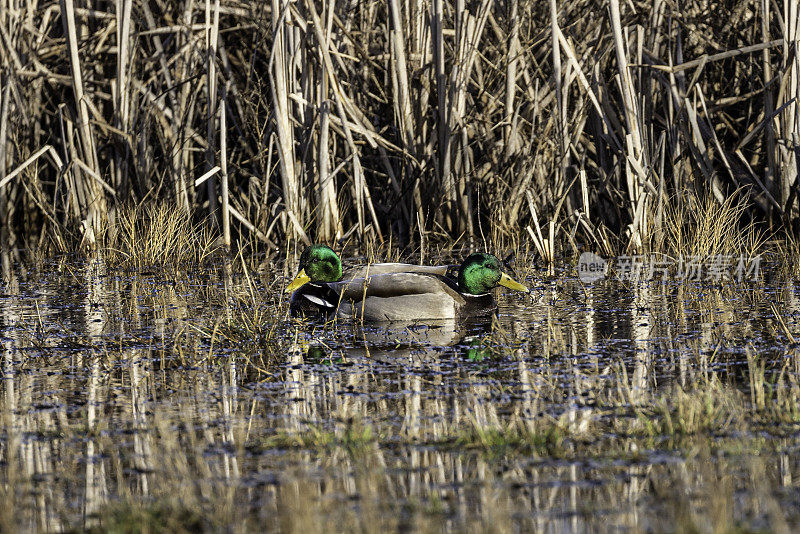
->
[[285, 244, 342, 293], [458, 253, 529, 295]]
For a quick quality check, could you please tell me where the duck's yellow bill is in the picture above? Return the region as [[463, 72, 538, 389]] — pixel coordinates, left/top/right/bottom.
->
[[285, 269, 311, 293], [498, 272, 529, 293]]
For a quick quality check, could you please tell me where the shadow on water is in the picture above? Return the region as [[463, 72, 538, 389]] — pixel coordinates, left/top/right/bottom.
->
[[2, 255, 800, 531]]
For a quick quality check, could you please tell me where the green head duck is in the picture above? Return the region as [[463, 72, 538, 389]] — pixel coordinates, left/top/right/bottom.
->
[[458, 253, 529, 295], [285, 244, 343, 293]]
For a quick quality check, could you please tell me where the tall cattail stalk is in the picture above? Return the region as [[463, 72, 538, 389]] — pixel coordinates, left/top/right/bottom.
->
[[175, 0, 196, 212], [220, 93, 230, 248], [504, 0, 520, 159], [60, 0, 107, 238], [550, 0, 565, 199], [313, 0, 342, 242], [205, 0, 221, 225], [609, 0, 647, 250], [761, 0, 777, 217], [269, 0, 300, 240], [0, 81, 9, 269], [779, 0, 800, 212], [387, 0, 416, 228], [114, 0, 133, 192], [432, 0, 446, 213]]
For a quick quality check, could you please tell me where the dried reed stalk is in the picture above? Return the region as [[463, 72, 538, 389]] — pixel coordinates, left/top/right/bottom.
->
[[60, 0, 107, 237], [609, 0, 647, 249], [205, 0, 221, 223], [779, 1, 799, 211], [220, 94, 230, 247]]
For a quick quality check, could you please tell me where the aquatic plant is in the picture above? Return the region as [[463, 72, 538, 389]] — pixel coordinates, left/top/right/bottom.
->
[[654, 191, 768, 259], [106, 203, 217, 269]]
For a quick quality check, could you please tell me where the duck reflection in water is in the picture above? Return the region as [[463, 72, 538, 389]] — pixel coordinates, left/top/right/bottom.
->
[[301, 315, 500, 364]]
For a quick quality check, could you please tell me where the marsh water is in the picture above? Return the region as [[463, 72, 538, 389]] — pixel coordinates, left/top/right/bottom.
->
[[2, 255, 800, 532]]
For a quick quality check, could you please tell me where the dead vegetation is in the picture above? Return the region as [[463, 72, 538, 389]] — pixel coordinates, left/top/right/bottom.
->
[[0, 0, 796, 260]]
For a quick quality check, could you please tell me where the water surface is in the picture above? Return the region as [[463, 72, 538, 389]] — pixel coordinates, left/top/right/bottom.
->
[[1, 256, 799, 532]]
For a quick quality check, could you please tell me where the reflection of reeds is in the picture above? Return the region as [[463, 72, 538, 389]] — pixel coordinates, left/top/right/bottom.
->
[[1, 1, 799, 254], [2, 263, 800, 530]]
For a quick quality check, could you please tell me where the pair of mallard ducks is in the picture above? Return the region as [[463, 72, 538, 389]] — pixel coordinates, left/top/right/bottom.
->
[[285, 245, 529, 321]]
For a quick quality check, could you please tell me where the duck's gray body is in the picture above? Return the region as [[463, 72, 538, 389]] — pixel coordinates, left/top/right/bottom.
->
[[290, 271, 495, 321], [343, 262, 454, 279]]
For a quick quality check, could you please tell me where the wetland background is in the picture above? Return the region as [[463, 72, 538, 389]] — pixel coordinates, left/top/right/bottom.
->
[[4, 0, 800, 531]]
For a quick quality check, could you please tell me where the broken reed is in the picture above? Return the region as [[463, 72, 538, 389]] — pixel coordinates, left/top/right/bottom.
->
[[0, 0, 797, 256]]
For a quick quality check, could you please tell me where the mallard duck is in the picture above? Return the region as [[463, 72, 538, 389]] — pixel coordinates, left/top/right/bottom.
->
[[285, 245, 529, 321]]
